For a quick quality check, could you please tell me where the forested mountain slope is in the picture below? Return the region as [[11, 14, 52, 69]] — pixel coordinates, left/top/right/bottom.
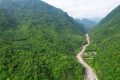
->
[[0, 0, 86, 80], [87, 5, 120, 80]]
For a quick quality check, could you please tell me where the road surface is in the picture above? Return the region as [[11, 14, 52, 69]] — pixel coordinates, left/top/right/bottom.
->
[[76, 34, 98, 80]]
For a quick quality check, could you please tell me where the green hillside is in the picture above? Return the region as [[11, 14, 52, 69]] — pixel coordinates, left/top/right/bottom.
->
[[87, 5, 120, 80], [0, 0, 86, 80]]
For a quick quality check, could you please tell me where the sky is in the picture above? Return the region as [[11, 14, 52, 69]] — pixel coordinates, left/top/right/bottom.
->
[[42, 0, 120, 18]]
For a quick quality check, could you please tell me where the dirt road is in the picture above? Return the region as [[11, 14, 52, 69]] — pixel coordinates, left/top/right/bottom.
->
[[76, 34, 98, 80]]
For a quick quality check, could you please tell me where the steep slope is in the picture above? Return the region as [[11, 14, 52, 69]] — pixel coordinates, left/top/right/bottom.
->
[[0, 9, 15, 30], [75, 18, 97, 31], [0, 0, 86, 80], [87, 5, 120, 80]]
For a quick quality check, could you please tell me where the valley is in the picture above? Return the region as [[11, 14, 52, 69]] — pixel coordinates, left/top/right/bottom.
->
[[76, 34, 98, 80], [0, 0, 120, 80]]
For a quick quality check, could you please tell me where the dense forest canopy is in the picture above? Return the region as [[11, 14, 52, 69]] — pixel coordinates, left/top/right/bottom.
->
[[0, 0, 86, 80]]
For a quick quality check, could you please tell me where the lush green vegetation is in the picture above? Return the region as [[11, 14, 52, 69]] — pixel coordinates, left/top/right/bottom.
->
[[86, 5, 120, 80], [0, 0, 87, 80]]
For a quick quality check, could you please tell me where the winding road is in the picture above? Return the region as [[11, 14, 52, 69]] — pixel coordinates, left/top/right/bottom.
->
[[76, 34, 98, 80]]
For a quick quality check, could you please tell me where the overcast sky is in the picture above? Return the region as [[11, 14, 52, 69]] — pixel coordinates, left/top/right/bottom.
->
[[42, 0, 120, 18]]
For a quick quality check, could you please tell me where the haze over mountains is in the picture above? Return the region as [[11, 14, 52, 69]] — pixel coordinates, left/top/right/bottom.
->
[[75, 18, 97, 32], [75, 17, 103, 32], [88, 17, 103, 23], [77, 17, 102, 23], [0, 0, 120, 80]]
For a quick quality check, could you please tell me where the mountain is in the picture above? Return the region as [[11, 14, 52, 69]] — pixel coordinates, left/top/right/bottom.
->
[[75, 18, 97, 31], [88, 17, 102, 23], [87, 5, 120, 80], [77, 17, 102, 23], [0, 0, 86, 80]]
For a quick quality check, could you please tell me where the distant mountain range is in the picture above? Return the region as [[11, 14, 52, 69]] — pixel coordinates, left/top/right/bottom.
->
[[77, 17, 103, 23], [75, 18, 97, 31], [88, 17, 103, 23]]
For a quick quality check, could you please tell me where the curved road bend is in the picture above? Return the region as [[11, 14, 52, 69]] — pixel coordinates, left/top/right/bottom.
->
[[76, 34, 98, 80]]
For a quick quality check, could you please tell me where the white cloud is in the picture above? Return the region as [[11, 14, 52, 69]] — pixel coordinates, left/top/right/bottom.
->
[[42, 0, 120, 18]]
